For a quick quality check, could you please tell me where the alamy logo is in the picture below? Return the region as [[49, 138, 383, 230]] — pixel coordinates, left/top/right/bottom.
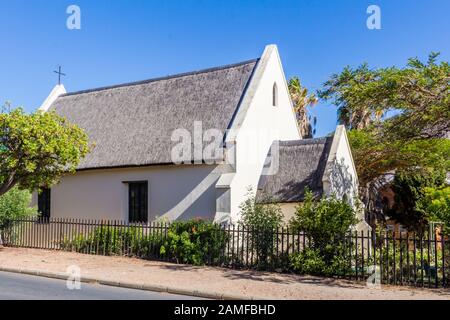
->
[[366, 265, 381, 289], [366, 5, 381, 30], [66, 5, 81, 30], [66, 265, 81, 290], [170, 122, 280, 176]]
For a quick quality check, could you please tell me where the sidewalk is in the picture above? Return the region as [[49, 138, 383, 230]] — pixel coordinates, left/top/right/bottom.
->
[[0, 247, 449, 300]]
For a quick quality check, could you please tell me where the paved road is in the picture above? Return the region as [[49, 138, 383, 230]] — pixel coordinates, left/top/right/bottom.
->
[[0, 271, 201, 300]]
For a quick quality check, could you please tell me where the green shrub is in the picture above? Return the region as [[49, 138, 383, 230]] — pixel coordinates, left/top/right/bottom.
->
[[160, 219, 228, 265], [239, 190, 283, 269], [288, 190, 358, 276], [0, 187, 37, 230], [290, 190, 358, 246], [61, 225, 165, 258], [387, 169, 446, 232], [290, 248, 326, 275], [0, 187, 37, 244], [444, 243, 450, 286], [419, 186, 450, 235], [373, 232, 447, 284], [290, 245, 352, 277], [60, 220, 228, 265]]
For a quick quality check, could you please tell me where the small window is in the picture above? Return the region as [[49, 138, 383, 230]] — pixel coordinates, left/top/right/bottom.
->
[[38, 188, 51, 220], [128, 182, 148, 223], [272, 82, 278, 107]]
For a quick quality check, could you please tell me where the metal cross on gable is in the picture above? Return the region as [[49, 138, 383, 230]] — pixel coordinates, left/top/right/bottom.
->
[[54, 66, 66, 85]]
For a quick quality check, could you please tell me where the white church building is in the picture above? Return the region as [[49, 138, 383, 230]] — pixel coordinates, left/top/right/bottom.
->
[[33, 45, 366, 229]]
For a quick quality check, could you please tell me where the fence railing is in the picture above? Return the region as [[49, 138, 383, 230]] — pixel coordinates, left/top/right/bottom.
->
[[1, 218, 448, 288]]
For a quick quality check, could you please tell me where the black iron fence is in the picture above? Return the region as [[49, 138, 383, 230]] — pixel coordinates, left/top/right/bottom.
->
[[1, 217, 448, 288]]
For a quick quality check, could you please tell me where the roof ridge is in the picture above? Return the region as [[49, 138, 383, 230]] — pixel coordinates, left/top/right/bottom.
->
[[277, 137, 331, 146], [61, 58, 260, 97]]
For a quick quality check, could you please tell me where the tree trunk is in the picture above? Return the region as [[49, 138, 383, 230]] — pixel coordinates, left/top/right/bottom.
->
[[359, 182, 384, 229], [0, 177, 17, 198]]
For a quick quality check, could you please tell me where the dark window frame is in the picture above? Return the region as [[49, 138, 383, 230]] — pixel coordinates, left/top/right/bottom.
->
[[38, 188, 51, 220], [127, 181, 148, 223]]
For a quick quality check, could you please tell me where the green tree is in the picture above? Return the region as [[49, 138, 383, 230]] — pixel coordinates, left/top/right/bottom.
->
[[0, 107, 89, 197], [419, 185, 450, 235], [318, 53, 450, 222], [318, 53, 449, 135], [0, 187, 37, 244], [0, 187, 37, 227], [387, 170, 446, 232], [288, 77, 318, 138], [348, 130, 450, 189]]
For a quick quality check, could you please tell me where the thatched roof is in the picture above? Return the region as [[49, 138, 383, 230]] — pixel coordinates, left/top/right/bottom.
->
[[256, 137, 333, 203], [50, 60, 258, 170]]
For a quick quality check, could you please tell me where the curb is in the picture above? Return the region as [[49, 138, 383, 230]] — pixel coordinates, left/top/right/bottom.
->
[[0, 267, 262, 300]]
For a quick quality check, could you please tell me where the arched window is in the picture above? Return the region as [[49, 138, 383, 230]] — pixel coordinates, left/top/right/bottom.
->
[[272, 82, 278, 107]]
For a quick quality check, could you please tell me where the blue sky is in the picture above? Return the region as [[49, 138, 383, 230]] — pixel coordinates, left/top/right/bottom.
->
[[0, 0, 448, 136]]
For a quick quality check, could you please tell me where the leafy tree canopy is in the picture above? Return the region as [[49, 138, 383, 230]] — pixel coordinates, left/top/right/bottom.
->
[[0, 106, 89, 197], [419, 185, 450, 235], [387, 169, 446, 231], [349, 129, 450, 186], [318, 52, 449, 136], [318, 53, 450, 188], [0, 187, 37, 231]]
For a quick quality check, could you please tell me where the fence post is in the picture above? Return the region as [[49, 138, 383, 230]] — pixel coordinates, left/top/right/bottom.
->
[[0, 225, 5, 247], [355, 231, 358, 280], [434, 227, 438, 288], [105, 220, 110, 255], [427, 231, 431, 288], [361, 230, 364, 280], [420, 232, 424, 287], [8, 218, 448, 289], [442, 233, 446, 288]]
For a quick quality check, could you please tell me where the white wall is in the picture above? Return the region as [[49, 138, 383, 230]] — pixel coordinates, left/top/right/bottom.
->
[[323, 126, 358, 203], [279, 203, 298, 223], [227, 45, 301, 222], [322, 126, 370, 231], [32, 164, 221, 222], [39, 84, 66, 112]]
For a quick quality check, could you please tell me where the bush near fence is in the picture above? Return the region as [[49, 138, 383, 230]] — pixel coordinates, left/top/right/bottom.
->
[[60, 225, 166, 259], [1, 217, 449, 288], [160, 219, 229, 265]]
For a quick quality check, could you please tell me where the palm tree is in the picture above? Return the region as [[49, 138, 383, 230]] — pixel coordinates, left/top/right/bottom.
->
[[288, 77, 318, 138], [337, 105, 384, 130]]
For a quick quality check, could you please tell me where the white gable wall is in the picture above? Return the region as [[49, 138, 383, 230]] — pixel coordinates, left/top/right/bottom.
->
[[322, 126, 358, 203], [39, 84, 66, 112], [226, 45, 301, 222], [322, 125, 370, 231]]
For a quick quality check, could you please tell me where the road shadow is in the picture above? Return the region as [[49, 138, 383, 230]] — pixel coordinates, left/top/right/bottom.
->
[[151, 263, 204, 272], [221, 269, 365, 288], [153, 261, 366, 289]]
